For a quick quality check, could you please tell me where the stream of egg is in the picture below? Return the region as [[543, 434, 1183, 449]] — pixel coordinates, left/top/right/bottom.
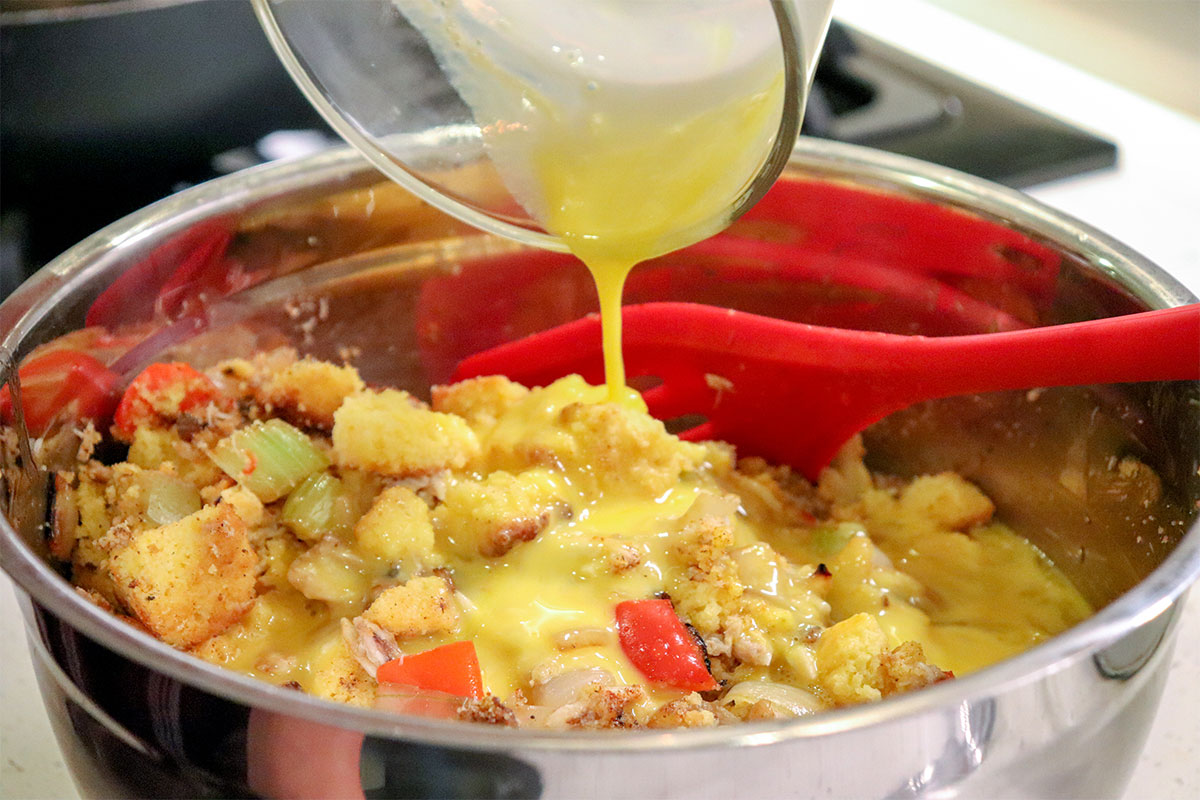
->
[[529, 74, 785, 395], [394, 0, 787, 398]]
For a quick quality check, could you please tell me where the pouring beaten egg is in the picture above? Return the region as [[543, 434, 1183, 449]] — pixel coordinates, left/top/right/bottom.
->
[[393, 0, 785, 394]]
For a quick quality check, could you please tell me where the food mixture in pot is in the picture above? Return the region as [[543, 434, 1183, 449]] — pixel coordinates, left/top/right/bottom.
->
[[49, 350, 1092, 729]]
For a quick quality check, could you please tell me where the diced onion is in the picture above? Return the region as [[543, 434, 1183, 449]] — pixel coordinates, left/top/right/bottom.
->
[[722, 680, 823, 717], [551, 627, 613, 651], [530, 667, 613, 707], [681, 491, 740, 525], [141, 472, 202, 526], [286, 537, 369, 606]]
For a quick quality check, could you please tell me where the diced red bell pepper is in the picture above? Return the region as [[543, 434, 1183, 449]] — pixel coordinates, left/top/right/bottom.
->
[[376, 641, 484, 699], [0, 350, 120, 435], [615, 598, 718, 692], [112, 362, 225, 439]]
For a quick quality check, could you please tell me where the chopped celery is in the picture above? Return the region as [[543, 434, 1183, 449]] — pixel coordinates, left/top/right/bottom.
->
[[340, 468, 384, 522], [210, 419, 329, 502], [810, 522, 865, 559], [140, 472, 202, 526], [282, 471, 355, 542]]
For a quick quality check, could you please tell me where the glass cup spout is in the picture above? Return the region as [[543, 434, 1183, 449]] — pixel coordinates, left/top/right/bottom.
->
[[253, 0, 835, 255]]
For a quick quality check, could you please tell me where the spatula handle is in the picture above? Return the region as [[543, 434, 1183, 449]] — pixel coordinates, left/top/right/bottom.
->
[[898, 304, 1200, 401]]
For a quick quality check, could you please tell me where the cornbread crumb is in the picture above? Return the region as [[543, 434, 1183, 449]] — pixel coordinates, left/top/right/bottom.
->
[[433, 468, 566, 558], [880, 640, 952, 695], [363, 576, 459, 638], [550, 684, 647, 729], [128, 427, 225, 487], [432, 375, 529, 429], [557, 401, 707, 495], [354, 485, 435, 565], [816, 612, 888, 705], [817, 436, 874, 507], [311, 635, 377, 707], [816, 613, 947, 706], [261, 358, 364, 429], [647, 697, 721, 729], [457, 696, 518, 726], [107, 504, 259, 648], [218, 485, 265, 528], [333, 389, 480, 476], [898, 473, 995, 531]]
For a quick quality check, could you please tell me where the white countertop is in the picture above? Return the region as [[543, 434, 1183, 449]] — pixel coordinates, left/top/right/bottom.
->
[[2, 2, 1198, 798]]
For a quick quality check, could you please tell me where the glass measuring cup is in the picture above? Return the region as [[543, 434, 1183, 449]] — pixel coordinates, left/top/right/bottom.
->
[[252, 0, 834, 255]]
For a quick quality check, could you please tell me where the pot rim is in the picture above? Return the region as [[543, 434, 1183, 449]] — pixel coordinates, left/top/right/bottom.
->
[[2, 138, 1198, 752]]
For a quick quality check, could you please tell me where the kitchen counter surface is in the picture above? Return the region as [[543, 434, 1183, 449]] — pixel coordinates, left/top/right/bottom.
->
[[2, 1, 1198, 798]]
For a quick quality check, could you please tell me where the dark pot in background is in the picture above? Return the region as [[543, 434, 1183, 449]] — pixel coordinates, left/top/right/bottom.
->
[[0, 0, 326, 289]]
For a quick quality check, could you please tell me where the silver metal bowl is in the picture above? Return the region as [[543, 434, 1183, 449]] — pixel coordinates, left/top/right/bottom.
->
[[1, 140, 1197, 799]]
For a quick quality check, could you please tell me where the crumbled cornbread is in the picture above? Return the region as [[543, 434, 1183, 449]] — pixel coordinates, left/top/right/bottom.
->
[[433, 468, 567, 558], [107, 504, 258, 648], [354, 485, 435, 565], [260, 355, 365, 430], [310, 635, 378, 708], [333, 389, 480, 476], [48, 351, 1092, 729], [363, 576, 460, 638]]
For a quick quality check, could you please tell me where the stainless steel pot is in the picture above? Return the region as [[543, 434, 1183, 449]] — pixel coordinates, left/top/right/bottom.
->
[[1, 140, 1197, 799]]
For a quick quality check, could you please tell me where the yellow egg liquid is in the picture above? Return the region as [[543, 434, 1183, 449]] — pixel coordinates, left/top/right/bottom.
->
[[527, 74, 786, 396]]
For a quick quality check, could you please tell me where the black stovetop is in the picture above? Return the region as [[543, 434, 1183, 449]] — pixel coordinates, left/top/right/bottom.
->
[[801, 22, 1116, 188]]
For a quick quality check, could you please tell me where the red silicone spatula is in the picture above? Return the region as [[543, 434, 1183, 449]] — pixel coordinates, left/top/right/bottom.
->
[[453, 302, 1200, 480]]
